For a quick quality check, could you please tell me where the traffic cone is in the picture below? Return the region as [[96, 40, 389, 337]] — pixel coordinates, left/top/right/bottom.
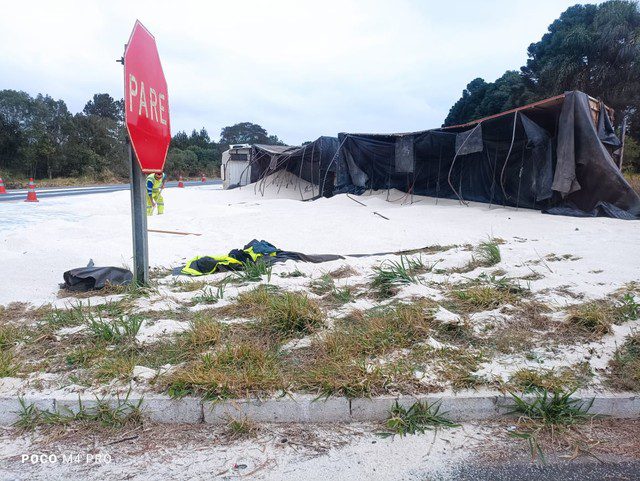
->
[[0, 177, 6, 194], [25, 178, 39, 202], [201, 174, 206, 182], [178, 176, 184, 188]]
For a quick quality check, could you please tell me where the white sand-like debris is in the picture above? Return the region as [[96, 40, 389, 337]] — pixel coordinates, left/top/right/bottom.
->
[[135, 319, 189, 344], [1, 173, 638, 306]]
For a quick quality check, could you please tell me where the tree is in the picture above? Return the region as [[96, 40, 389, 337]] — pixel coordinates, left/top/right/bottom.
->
[[522, 0, 640, 126], [443, 74, 538, 127], [219, 122, 270, 147], [267, 134, 287, 146], [189, 127, 211, 148], [443, 0, 640, 161], [164, 147, 199, 176], [171, 130, 190, 150], [83, 93, 124, 121]]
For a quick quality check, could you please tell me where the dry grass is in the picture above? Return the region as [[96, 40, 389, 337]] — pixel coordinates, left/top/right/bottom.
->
[[94, 353, 137, 382], [607, 332, 640, 392], [224, 415, 259, 440], [172, 280, 208, 293], [219, 285, 325, 339], [0, 350, 18, 377], [329, 265, 359, 279], [431, 348, 485, 390], [165, 341, 285, 400], [0, 302, 52, 324], [487, 301, 555, 354], [564, 295, 637, 337], [508, 364, 592, 392], [624, 172, 640, 194], [295, 302, 436, 397], [184, 314, 224, 349], [324, 303, 434, 358], [396, 244, 458, 255], [446, 285, 522, 313]]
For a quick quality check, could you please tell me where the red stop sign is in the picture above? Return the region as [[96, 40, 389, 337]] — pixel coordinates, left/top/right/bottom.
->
[[124, 20, 171, 173]]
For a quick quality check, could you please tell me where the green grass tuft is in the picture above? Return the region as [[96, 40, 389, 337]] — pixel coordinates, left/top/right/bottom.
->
[[370, 256, 426, 297], [87, 315, 143, 343], [14, 390, 144, 431], [379, 400, 460, 437]]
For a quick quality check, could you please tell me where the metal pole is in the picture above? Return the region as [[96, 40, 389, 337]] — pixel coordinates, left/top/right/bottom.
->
[[128, 139, 149, 285], [618, 116, 627, 170]]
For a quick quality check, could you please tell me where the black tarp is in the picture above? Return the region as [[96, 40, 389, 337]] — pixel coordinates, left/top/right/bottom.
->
[[62, 265, 133, 291], [249, 137, 347, 197], [335, 91, 640, 219]]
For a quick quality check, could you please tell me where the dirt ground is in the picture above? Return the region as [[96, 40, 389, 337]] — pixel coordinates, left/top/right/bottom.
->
[[1, 419, 639, 480]]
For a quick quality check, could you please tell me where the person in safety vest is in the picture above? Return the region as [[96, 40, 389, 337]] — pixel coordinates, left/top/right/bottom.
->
[[146, 171, 167, 215]]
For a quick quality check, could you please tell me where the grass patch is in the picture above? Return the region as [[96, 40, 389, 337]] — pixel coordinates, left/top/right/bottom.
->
[[260, 291, 325, 339], [446, 285, 520, 313], [0, 350, 18, 377], [279, 268, 307, 278], [172, 280, 208, 292], [297, 302, 435, 397], [94, 352, 137, 382], [477, 239, 502, 266], [325, 303, 434, 358], [379, 400, 460, 437], [329, 265, 359, 279], [565, 294, 638, 337], [220, 286, 324, 339], [309, 274, 335, 296], [607, 331, 640, 391], [0, 324, 25, 349], [224, 416, 259, 440], [444, 274, 527, 314], [233, 258, 273, 283], [87, 315, 143, 343], [310, 275, 356, 305], [455, 238, 503, 273], [434, 348, 485, 389], [165, 341, 284, 400], [507, 388, 594, 460], [508, 364, 592, 393], [370, 256, 427, 298], [185, 314, 225, 349], [192, 282, 227, 305]]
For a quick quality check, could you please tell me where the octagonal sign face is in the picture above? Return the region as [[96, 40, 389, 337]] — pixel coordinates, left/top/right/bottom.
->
[[124, 20, 171, 173]]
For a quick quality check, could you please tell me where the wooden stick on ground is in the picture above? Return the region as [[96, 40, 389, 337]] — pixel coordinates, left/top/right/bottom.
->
[[147, 229, 202, 236]]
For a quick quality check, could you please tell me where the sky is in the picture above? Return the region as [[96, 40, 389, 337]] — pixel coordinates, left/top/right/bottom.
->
[[0, 0, 582, 145]]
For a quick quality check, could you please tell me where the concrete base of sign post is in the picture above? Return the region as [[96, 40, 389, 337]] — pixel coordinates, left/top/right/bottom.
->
[[1, 391, 638, 426]]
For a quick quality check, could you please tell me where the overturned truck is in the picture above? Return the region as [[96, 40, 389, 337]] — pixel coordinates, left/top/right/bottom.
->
[[244, 91, 640, 219]]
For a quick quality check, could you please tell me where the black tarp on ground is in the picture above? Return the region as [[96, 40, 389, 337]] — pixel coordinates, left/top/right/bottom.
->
[[62, 265, 133, 291], [249, 137, 347, 197], [336, 91, 640, 219]]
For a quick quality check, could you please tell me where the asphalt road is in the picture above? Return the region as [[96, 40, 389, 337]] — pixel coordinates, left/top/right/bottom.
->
[[0, 179, 222, 202], [446, 459, 640, 481]]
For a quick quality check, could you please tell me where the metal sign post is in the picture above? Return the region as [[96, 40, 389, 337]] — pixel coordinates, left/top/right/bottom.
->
[[128, 139, 149, 285], [121, 20, 171, 285]]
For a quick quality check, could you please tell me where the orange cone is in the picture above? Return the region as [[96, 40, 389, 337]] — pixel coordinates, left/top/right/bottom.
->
[[201, 174, 206, 182], [178, 176, 184, 188], [25, 178, 39, 202], [0, 177, 6, 194]]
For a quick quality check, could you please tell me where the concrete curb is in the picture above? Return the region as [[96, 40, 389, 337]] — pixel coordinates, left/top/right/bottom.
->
[[0, 391, 638, 426]]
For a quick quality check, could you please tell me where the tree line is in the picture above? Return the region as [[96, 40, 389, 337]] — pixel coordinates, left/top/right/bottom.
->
[[443, 0, 640, 172], [0, 90, 286, 182]]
